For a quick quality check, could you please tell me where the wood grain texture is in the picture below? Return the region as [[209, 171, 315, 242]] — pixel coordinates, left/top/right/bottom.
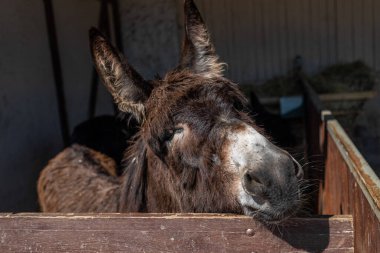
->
[[325, 120, 380, 253], [0, 213, 353, 253], [322, 133, 354, 215], [303, 80, 331, 213], [304, 84, 380, 252], [323, 129, 380, 252], [353, 179, 380, 253]]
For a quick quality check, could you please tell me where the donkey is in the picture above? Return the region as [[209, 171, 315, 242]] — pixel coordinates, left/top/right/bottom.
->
[[38, 0, 304, 223]]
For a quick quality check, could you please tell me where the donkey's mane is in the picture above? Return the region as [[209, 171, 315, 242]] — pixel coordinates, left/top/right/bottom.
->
[[119, 133, 148, 212]]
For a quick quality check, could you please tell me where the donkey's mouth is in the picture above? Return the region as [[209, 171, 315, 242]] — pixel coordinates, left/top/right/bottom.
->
[[243, 205, 298, 224]]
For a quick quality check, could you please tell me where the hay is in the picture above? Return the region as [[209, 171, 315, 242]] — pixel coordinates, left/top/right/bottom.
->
[[308, 60, 375, 93], [253, 61, 376, 97]]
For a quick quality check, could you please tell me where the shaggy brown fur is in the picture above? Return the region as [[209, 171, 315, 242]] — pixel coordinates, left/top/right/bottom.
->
[[38, 0, 302, 222], [38, 145, 120, 212]]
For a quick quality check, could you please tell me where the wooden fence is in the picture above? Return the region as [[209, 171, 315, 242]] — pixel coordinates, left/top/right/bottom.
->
[[304, 80, 380, 252], [0, 213, 353, 253]]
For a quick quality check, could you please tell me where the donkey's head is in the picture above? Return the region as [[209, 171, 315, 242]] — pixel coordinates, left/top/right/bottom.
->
[[90, 0, 303, 223]]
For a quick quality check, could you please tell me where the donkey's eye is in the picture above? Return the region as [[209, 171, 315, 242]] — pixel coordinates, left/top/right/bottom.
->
[[164, 128, 184, 142], [174, 128, 184, 135]]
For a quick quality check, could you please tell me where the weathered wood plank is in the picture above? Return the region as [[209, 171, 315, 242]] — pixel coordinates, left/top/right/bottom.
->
[[322, 133, 353, 215], [327, 120, 380, 220], [303, 80, 332, 213], [323, 120, 380, 252], [304, 82, 380, 251], [354, 181, 380, 253], [0, 213, 353, 253]]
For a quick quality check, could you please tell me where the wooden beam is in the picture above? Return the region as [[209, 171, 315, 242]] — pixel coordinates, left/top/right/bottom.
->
[[319, 90, 378, 102], [0, 213, 353, 252], [258, 90, 377, 106]]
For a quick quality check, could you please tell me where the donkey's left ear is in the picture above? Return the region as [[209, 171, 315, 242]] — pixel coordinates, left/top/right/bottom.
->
[[179, 0, 224, 78]]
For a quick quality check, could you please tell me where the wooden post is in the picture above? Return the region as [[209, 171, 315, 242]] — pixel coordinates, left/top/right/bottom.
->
[[303, 79, 333, 213]]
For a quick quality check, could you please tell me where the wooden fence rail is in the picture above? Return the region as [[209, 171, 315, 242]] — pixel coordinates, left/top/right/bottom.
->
[[303, 80, 380, 252], [0, 213, 353, 253]]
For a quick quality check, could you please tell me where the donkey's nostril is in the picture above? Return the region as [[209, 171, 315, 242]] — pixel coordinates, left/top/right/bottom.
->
[[245, 173, 262, 185], [243, 171, 265, 195]]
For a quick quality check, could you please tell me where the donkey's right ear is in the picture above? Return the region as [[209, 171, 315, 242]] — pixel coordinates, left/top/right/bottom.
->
[[89, 28, 151, 123]]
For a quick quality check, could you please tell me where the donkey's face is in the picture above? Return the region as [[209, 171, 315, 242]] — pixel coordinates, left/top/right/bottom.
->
[[90, 0, 303, 223]]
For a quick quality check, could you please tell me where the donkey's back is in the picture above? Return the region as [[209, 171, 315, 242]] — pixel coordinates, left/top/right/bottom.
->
[[37, 144, 120, 212]]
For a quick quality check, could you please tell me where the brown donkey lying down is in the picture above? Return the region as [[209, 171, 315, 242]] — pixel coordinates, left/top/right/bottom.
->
[[38, 0, 304, 224]]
